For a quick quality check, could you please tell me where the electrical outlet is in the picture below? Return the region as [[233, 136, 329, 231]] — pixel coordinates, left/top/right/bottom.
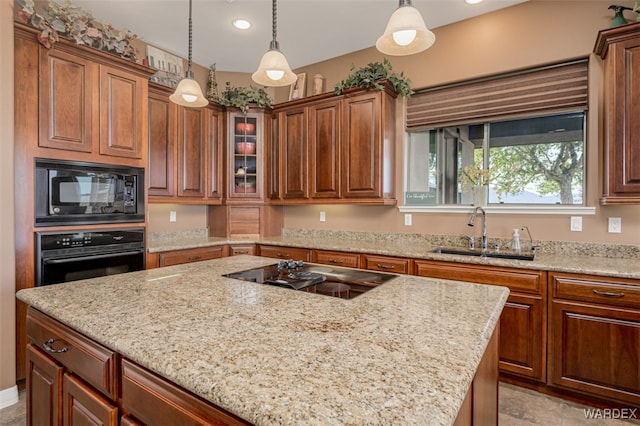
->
[[404, 214, 412, 226], [608, 217, 622, 233], [319, 211, 326, 222], [169, 211, 177, 222], [570, 216, 582, 232]]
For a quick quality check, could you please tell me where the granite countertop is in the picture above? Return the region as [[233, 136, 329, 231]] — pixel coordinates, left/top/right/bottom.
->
[[16, 256, 508, 426], [147, 233, 640, 280]]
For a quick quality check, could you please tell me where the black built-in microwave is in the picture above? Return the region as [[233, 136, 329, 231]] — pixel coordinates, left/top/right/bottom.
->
[[35, 158, 145, 226]]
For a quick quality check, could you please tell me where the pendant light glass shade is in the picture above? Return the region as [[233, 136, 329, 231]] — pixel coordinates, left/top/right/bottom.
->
[[376, 0, 435, 56], [170, 0, 208, 108], [252, 0, 297, 87]]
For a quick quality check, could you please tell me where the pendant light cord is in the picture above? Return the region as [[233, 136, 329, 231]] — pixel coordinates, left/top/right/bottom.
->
[[186, 0, 194, 76], [271, 0, 277, 43]]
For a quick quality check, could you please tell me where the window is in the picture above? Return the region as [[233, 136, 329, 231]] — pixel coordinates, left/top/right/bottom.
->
[[404, 59, 588, 207], [405, 112, 585, 206]]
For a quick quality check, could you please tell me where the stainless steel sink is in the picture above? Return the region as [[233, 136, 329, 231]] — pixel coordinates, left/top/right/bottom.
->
[[432, 247, 536, 261]]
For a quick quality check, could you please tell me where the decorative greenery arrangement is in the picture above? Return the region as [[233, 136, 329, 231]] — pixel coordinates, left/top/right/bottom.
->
[[333, 59, 414, 98], [635, 1, 640, 20], [16, 0, 137, 61], [460, 164, 491, 191], [215, 82, 273, 114]]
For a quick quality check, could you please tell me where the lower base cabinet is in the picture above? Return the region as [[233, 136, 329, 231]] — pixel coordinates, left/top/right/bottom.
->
[[548, 272, 640, 407], [414, 260, 547, 383]]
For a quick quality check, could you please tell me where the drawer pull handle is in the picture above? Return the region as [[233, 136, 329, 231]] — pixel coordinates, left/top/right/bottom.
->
[[187, 256, 202, 261], [592, 289, 625, 298], [277, 253, 288, 258], [376, 263, 395, 270], [236, 250, 249, 254], [43, 339, 68, 353], [328, 259, 344, 264]]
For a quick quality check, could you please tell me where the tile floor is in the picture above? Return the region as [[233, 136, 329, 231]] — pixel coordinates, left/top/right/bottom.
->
[[0, 383, 638, 425]]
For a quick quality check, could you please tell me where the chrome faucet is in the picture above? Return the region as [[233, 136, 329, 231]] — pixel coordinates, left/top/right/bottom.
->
[[521, 225, 537, 254], [468, 206, 488, 250]]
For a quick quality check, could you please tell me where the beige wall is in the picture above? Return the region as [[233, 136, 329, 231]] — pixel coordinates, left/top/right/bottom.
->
[[281, 0, 640, 245], [1, 0, 16, 402]]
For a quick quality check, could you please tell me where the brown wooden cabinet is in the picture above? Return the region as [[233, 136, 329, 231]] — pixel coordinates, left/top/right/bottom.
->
[[548, 272, 640, 406], [341, 88, 395, 201], [363, 254, 411, 274], [228, 244, 256, 256], [594, 22, 640, 204], [227, 109, 270, 201], [277, 105, 309, 200], [313, 250, 360, 268], [257, 245, 312, 261], [310, 99, 341, 199], [271, 84, 396, 205], [37, 30, 149, 161], [26, 308, 119, 426], [414, 260, 547, 383], [148, 83, 223, 203], [158, 245, 226, 267]]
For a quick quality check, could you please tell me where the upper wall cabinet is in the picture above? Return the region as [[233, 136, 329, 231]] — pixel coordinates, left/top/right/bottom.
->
[[595, 22, 640, 204], [14, 24, 154, 166], [147, 83, 223, 203], [271, 82, 397, 205]]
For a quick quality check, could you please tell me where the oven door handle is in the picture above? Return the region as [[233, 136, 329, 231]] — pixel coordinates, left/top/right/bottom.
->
[[43, 250, 143, 264]]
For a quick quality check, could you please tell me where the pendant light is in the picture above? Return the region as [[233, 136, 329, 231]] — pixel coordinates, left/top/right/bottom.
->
[[376, 0, 435, 56], [252, 0, 296, 87], [170, 0, 208, 108]]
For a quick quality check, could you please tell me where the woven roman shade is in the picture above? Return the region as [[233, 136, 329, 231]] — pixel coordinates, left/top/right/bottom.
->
[[406, 59, 589, 130]]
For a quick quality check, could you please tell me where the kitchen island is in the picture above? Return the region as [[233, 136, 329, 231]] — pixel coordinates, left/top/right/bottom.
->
[[16, 255, 509, 425]]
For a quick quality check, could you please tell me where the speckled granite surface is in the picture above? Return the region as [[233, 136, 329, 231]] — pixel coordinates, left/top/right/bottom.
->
[[16, 256, 508, 426], [147, 229, 640, 280]]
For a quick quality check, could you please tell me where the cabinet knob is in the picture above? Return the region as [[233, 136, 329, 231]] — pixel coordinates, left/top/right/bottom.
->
[[43, 338, 68, 353], [592, 289, 625, 298]]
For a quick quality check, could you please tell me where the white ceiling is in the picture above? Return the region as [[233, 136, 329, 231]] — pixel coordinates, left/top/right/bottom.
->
[[73, 0, 528, 73]]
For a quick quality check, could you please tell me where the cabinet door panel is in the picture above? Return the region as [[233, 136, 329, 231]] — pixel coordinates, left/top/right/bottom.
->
[[310, 100, 341, 199], [63, 373, 117, 426], [499, 294, 545, 381], [280, 108, 308, 199], [342, 93, 380, 198], [99, 65, 145, 159], [549, 301, 640, 405], [39, 48, 96, 153], [148, 90, 176, 197], [27, 344, 63, 426], [178, 107, 205, 197]]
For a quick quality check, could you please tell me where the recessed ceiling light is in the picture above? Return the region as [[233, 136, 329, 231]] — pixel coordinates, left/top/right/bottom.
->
[[233, 19, 251, 30], [465, 0, 483, 4]]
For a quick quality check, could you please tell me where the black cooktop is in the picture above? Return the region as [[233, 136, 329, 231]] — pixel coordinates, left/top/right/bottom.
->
[[223, 261, 398, 296]]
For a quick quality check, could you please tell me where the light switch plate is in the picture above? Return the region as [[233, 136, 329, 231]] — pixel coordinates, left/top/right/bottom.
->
[[570, 216, 582, 232], [319, 211, 326, 222], [169, 211, 177, 222], [404, 214, 412, 226], [608, 217, 622, 233]]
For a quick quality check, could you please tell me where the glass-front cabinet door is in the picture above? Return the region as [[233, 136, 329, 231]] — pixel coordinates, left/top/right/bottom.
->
[[228, 111, 263, 199]]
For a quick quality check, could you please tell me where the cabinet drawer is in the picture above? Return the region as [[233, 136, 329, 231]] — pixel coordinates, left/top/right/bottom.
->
[[121, 358, 248, 425], [415, 260, 545, 295], [26, 307, 117, 400], [228, 244, 256, 256], [158, 246, 226, 267], [258, 245, 312, 261], [313, 250, 361, 268], [363, 255, 411, 274], [551, 273, 640, 309]]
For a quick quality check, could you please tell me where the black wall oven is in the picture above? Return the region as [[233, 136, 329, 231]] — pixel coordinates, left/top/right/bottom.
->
[[35, 158, 145, 227], [35, 228, 145, 286]]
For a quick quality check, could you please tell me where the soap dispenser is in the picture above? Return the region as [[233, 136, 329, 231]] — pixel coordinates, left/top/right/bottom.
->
[[511, 228, 521, 253]]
